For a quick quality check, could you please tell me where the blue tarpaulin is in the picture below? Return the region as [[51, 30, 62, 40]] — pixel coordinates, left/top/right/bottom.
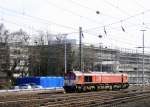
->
[[16, 77, 64, 88]]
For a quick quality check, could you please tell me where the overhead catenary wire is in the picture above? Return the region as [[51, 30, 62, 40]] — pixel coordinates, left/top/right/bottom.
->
[[102, 0, 131, 16], [1, 15, 147, 51], [132, 0, 147, 10], [83, 8, 150, 32], [0, 1, 149, 38], [61, 0, 148, 32], [63, 0, 150, 34], [0, 18, 80, 45], [44, 0, 104, 24], [1, 17, 78, 35], [80, 23, 144, 44], [0, 0, 150, 52], [0, 5, 78, 31], [64, 0, 120, 20]]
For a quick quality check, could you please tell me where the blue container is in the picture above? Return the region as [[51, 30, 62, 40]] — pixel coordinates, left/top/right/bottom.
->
[[16, 77, 64, 88]]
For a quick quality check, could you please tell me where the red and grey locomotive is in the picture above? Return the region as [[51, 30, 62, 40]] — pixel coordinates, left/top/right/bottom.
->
[[64, 71, 129, 92]]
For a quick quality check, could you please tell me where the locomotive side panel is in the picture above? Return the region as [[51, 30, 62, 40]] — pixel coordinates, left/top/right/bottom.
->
[[101, 74, 122, 84], [94, 74, 102, 83], [75, 75, 84, 85]]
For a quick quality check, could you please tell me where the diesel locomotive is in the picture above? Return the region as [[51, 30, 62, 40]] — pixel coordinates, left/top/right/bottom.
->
[[64, 71, 129, 92]]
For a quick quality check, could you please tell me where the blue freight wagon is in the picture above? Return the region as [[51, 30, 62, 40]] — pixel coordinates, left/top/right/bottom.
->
[[16, 77, 64, 88]]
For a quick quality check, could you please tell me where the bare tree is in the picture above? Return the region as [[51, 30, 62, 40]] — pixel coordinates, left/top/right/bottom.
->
[[0, 23, 10, 43], [0, 25, 30, 84], [0, 24, 11, 82], [10, 29, 30, 77], [10, 29, 30, 45]]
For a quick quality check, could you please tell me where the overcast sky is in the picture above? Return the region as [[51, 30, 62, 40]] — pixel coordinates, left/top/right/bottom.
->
[[0, 0, 150, 52]]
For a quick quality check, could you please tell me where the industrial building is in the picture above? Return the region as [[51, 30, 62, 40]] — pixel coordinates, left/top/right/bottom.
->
[[81, 45, 150, 84]]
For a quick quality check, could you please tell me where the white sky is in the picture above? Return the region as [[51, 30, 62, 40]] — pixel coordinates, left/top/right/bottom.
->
[[0, 0, 150, 52]]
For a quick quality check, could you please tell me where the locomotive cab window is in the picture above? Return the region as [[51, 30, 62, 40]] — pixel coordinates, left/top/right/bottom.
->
[[84, 76, 92, 82]]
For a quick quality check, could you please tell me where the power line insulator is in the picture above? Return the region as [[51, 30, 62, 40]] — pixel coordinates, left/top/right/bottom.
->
[[98, 35, 102, 38], [96, 11, 100, 14]]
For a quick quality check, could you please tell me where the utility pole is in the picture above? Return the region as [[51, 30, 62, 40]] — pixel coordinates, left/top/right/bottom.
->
[[136, 49, 139, 85], [79, 27, 82, 72], [140, 29, 146, 86], [64, 35, 67, 73], [62, 34, 68, 73], [98, 35, 102, 72], [100, 44, 102, 72]]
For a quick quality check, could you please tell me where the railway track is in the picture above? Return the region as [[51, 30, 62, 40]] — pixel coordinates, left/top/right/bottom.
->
[[0, 86, 150, 107], [42, 90, 150, 107], [95, 91, 150, 107], [0, 91, 117, 107], [40, 88, 150, 107]]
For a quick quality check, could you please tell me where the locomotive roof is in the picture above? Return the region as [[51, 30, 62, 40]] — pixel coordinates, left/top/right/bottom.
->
[[71, 71, 127, 76]]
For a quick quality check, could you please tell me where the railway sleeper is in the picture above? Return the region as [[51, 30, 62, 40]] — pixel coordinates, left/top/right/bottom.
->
[[45, 96, 112, 107]]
